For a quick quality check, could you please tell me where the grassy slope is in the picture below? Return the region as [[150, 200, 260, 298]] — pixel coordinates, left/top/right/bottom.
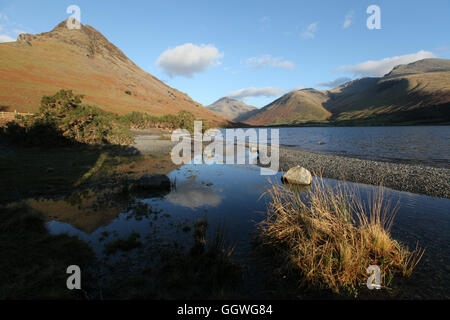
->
[[0, 21, 227, 126], [244, 89, 332, 126]]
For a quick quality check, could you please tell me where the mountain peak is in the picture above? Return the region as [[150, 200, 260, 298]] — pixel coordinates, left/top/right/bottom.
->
[[17, 19, 128, 61], [52, 18, 83, 30], [1, 19, 226, 125], [207, 97, 257, 121], [215, 97, 238, 104]]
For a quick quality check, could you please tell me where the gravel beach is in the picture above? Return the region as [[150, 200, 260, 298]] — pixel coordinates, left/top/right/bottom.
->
[[278, 146, 450, 199], [134, 135, 177, 155]]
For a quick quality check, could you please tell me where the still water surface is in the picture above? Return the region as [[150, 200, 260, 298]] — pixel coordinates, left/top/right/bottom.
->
[[44, 152, 450, 298], [226, 126, 450, 168]]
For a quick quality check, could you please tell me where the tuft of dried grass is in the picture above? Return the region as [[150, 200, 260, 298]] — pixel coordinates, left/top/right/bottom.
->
[[259, 178, 424, 295]]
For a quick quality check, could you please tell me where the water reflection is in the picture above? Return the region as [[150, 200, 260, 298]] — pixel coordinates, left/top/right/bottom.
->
[[27, 190, 123, 234], [166, 179, 223, 209], [31, 149, 450, 298]]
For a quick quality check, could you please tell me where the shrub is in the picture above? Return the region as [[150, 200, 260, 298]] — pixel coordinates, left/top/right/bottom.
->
[[123, 111, 159, 129], [0, 90, 134, 146], [259, 178, 424, 296], [124, 110, 201, 133]]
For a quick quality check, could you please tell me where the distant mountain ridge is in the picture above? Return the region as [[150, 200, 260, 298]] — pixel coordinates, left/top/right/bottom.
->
[[206, 97, 257, 121], [0, 20, 227, 125], [239, 89, 331, 125], [385, 58, 450, 77], [243, 58, 450, 126]]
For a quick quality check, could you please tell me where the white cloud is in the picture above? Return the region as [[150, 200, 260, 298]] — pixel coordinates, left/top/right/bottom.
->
[[343, 11, 354, 29], [260, 16, 271, 23], [335, 50, 436, 77], [0, 34, 15, 43], [156, 43, 223, 77], [301, 22, 319, 39], [227, 87, 288, 100], [317, 77, 352, 88], [246, 54, 295, 70]]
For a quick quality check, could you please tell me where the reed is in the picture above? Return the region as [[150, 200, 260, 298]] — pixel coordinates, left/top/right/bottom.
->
[[259, 178, 424, 295]]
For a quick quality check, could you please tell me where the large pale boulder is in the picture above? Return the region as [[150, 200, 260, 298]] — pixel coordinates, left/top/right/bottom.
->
[[282, 166, 312, 185]]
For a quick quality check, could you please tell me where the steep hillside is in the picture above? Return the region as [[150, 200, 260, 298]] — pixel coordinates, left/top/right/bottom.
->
[[327, 59, 450, 123], [243, 89, 331, 125], [206, 97, 257, 121], [0, 20, 226, 125], [244, 58, 450, 126]]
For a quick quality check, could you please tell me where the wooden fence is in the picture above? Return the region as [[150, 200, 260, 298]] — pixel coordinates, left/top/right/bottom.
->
[[0, 111, 32, 118]]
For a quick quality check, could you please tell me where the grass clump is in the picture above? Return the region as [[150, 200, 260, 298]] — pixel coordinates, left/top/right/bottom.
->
[[0, 89, 134, 146], [259, 178, 424, 296]]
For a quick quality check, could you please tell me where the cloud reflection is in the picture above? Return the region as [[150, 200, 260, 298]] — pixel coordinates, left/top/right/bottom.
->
[[166, 180, 223, 209]]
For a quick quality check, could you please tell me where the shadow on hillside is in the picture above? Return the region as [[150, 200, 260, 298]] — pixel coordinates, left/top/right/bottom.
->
[[324, 78, 410, 114], [322, 77, 450, 124]]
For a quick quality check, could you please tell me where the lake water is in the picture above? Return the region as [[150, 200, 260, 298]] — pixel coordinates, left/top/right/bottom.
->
[[43, 150, 450, 299], [225, 126, 450, 168]]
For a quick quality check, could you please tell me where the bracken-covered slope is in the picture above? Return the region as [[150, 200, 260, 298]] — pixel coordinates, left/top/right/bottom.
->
[[0, 20, 226, 125], [244, 58, 450, 126], [206, 97, 257, 121], [242, 89, 332, 125]]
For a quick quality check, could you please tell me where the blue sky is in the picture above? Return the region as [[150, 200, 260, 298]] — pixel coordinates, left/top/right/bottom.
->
[[0, 0, 449, 107]]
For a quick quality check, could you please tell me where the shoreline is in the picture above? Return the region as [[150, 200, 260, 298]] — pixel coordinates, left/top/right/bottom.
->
[[278, 145, 450, 199], [132, 135, 450, 199], [232, 122, 450, 128]]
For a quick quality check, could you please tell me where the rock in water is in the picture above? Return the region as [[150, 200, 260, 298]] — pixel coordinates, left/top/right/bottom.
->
[[131, 174, 171, 192], [282, 166, 312, 185]]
